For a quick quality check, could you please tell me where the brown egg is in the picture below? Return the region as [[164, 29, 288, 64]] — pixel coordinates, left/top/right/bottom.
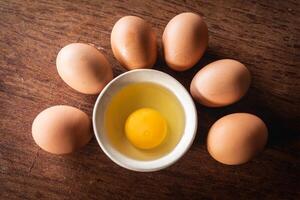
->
[[190, 59, 251, 107], [162, 12, 208, 71], [56, 43, 113, 94], [207, 113, 268, 165], [32, 105, 92, 154], [111, 16, 157, 70]]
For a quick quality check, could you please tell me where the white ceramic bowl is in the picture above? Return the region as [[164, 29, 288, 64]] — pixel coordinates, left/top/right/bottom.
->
[[93, 69, 197, 172]]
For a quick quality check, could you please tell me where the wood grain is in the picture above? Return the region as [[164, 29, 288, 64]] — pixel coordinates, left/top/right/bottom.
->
[[0, 0, 299, 199]]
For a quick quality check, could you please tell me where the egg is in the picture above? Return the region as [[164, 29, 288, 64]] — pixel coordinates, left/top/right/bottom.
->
[[32, 105, 92, 154], [190, 59, 251, 107], [105, 82, 185, 160], [56, 43, 113, 94], [162, 12, 208, 71], [207, 113, 268, 165], [125, 108, 167, 150], [111, 16, 157, 70]]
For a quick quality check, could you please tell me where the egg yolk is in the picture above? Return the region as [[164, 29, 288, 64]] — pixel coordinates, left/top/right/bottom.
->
[[125, 108, 167, 150]]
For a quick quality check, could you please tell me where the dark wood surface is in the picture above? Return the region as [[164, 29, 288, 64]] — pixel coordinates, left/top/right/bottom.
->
[[1, 0, 299, 199]]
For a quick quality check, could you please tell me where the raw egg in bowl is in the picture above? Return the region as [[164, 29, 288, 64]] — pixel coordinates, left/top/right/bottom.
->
[[93, 69, 197, 172]]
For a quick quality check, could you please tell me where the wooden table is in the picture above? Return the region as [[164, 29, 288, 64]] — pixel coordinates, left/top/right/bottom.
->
[[1, 0, 299, 199]]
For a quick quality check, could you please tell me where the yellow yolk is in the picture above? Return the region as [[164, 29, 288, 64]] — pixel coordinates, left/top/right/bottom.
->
[[125, 108, 167, 150]]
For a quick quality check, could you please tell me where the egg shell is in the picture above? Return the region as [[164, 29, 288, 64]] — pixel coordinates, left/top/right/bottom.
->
[[190, 59, 251, 107], [56, 43, 113, 94], [162, 12, 208, 71], [111, 16, 157, 70], [207, 113, 268, 165], [32, 105, 92, 154]]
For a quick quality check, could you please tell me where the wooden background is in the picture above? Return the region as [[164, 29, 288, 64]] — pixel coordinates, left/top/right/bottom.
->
[[1, 0, 299, 199]]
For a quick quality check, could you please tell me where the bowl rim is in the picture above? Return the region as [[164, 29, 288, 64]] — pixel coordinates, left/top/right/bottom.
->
[[92, 69, 197, 172]]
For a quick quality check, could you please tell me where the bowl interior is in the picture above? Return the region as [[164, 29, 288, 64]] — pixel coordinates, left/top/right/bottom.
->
[[104, 82, 185, 160], [93, 69, 197, 172]]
